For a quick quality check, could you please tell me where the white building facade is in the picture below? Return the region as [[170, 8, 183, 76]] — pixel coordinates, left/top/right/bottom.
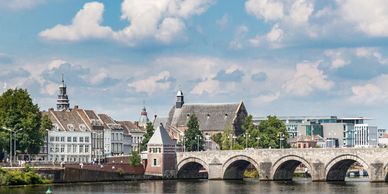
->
[[47, 130, 91, 163], [354, 124, 378, 147]]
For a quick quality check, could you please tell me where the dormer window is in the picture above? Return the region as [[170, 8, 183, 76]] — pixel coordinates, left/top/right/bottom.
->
[[53, 123, 60, 131], [67, 124, 74, 131], [207, 113, 210, 119], [186, 113, 190, 119], [224, 113, 228, 119], [79, 124, 86, 131]]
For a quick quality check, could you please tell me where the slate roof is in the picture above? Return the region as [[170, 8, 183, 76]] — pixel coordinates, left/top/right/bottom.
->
[[166, 102, 245, 132], [47, 109, 91, 132], [148, 124, 176, 146], [118, 121, 145, 134], [98, 114, 123, 130]]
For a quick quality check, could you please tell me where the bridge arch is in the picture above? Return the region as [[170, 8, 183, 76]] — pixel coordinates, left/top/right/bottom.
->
[[325, 154, 369, 181], [177, 157, 209, 179], [222, 155, 260, 180], [272, 155, 312, 181]]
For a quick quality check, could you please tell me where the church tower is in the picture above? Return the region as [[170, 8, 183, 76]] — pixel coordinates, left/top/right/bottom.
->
[[139, 105, 150, 128], [56, 74, 70, 111], [176, 90, 184, 108]]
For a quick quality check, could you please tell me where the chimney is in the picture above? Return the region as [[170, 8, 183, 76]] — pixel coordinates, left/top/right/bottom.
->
[[48, 108, 54, 111], [74, 105, 79, 109]]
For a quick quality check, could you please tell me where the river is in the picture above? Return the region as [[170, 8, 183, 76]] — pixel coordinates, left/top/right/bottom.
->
[[1, 178, 388, 194]]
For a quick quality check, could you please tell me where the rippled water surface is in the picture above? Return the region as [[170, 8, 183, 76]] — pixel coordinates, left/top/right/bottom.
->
[[1, 178, 388, 194]]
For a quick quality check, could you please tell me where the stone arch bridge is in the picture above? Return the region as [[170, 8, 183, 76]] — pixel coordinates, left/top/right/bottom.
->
[[176, 148, 388, 182]]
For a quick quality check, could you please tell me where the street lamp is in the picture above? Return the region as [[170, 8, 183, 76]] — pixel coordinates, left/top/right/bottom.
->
[[279, 133, 285, 149], [195, 135, 202, 152], [256, 136, 261, 149], [244, 133, 250, 149], [232, 135, 237, 150], [1, 127, 23, 166]]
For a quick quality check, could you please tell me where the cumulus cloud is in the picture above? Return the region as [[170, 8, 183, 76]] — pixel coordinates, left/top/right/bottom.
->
[[283, 61, 334, 96], [355, 47, 388, 65], [191, 79, 220, 95], [350, 75, 388, 105], [245, 0, 284, 21], [40, 0, 215, 46], [338, 0, 388, 37], [128, 71, 173, 95], [39, 2, 113, 41]]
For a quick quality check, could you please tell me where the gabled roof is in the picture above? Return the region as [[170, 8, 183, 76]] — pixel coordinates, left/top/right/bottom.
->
[[166, 102, 245, 132], [148, 124, 175, 146], [47, 109, 90, 132], [118, 121, 145, 134], [98, 114, 122, 130]]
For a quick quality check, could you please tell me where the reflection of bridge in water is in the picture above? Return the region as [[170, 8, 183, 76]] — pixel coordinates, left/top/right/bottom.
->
[[176, 148, 388, 182]]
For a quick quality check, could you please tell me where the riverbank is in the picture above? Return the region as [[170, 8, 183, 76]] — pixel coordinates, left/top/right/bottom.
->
[[0, 166, 51, 186]]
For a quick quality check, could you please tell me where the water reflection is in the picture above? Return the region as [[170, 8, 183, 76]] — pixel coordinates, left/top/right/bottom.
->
[[1, 178, 388, 194]]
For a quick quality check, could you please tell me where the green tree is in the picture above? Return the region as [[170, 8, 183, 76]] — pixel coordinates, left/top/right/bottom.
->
[[0, 89, 47, 159], [140, 122, 154, 151], [257, 115, 288, 149], [220, 126, 233, 150], [184, 114, 204, 151], [129, 151, 142, 167], [239, 115, 261, 149]]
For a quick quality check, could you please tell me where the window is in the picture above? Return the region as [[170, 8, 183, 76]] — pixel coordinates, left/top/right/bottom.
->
[[73, 145, 77, 153], [85, 145, 89, 153], [67, 137, 71, 142], [67, 145, 71, 153], [55, 145, 59, 153], [49, 137, 54, 142], [73, 137, 77, 142], [85, 137, 89, 142], [153, 159, 157, 166], [79, 145, 84, 153], [55, 137, 59, 142], [80, 137, 84, 143], [61, 137, 65, 142], [60, 145, 65, 153]]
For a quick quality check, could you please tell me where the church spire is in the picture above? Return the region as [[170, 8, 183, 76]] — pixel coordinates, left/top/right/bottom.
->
[[176, 89, 184, 108], [57, 74, 70, 111]]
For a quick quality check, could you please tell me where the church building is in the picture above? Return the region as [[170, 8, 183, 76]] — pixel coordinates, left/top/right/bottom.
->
[[166, 90, 248, 143]]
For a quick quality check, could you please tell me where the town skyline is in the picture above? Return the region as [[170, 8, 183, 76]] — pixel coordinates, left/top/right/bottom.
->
[[1, 0, 388, 128]]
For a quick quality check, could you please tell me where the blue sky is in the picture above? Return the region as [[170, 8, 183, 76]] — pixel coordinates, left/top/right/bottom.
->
[[1, 0, 388, 127]]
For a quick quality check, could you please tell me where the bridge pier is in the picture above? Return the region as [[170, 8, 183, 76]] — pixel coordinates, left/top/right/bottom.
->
[[259, 162, 272, 181], [208, 163, 223, 180], [311, 162, 325, 182], [369, 162, 385, 182]]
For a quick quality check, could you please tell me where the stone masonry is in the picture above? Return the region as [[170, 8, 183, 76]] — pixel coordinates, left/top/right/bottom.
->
[[176, 148, 388, 182]]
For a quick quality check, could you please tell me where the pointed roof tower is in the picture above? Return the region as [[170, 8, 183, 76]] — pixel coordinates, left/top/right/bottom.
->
[[57, 74, 70, 111], [148, 123, 175, 146]]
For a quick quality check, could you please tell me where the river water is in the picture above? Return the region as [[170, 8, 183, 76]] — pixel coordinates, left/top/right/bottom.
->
[[1, 178, 388, 194]]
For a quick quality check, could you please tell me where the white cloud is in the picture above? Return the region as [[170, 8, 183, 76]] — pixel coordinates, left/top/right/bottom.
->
[[252, 92, 280, 106], [266, 24, 284, 43], [289, 0, 314, 25], [324, 49, 350, 69], [283, 61, 334, 96], [355, 47, 388, 65], [40, 0, 214, 46], [245, 0, 284, 21], [0, 0, 44, 10], [191, 79, 220, 95], [128, 71, 172, 95], [229, 25, 249, 50], [39, 2, 113, 41], [350, 75, 388, 105], [338, 0, 388, 37]]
